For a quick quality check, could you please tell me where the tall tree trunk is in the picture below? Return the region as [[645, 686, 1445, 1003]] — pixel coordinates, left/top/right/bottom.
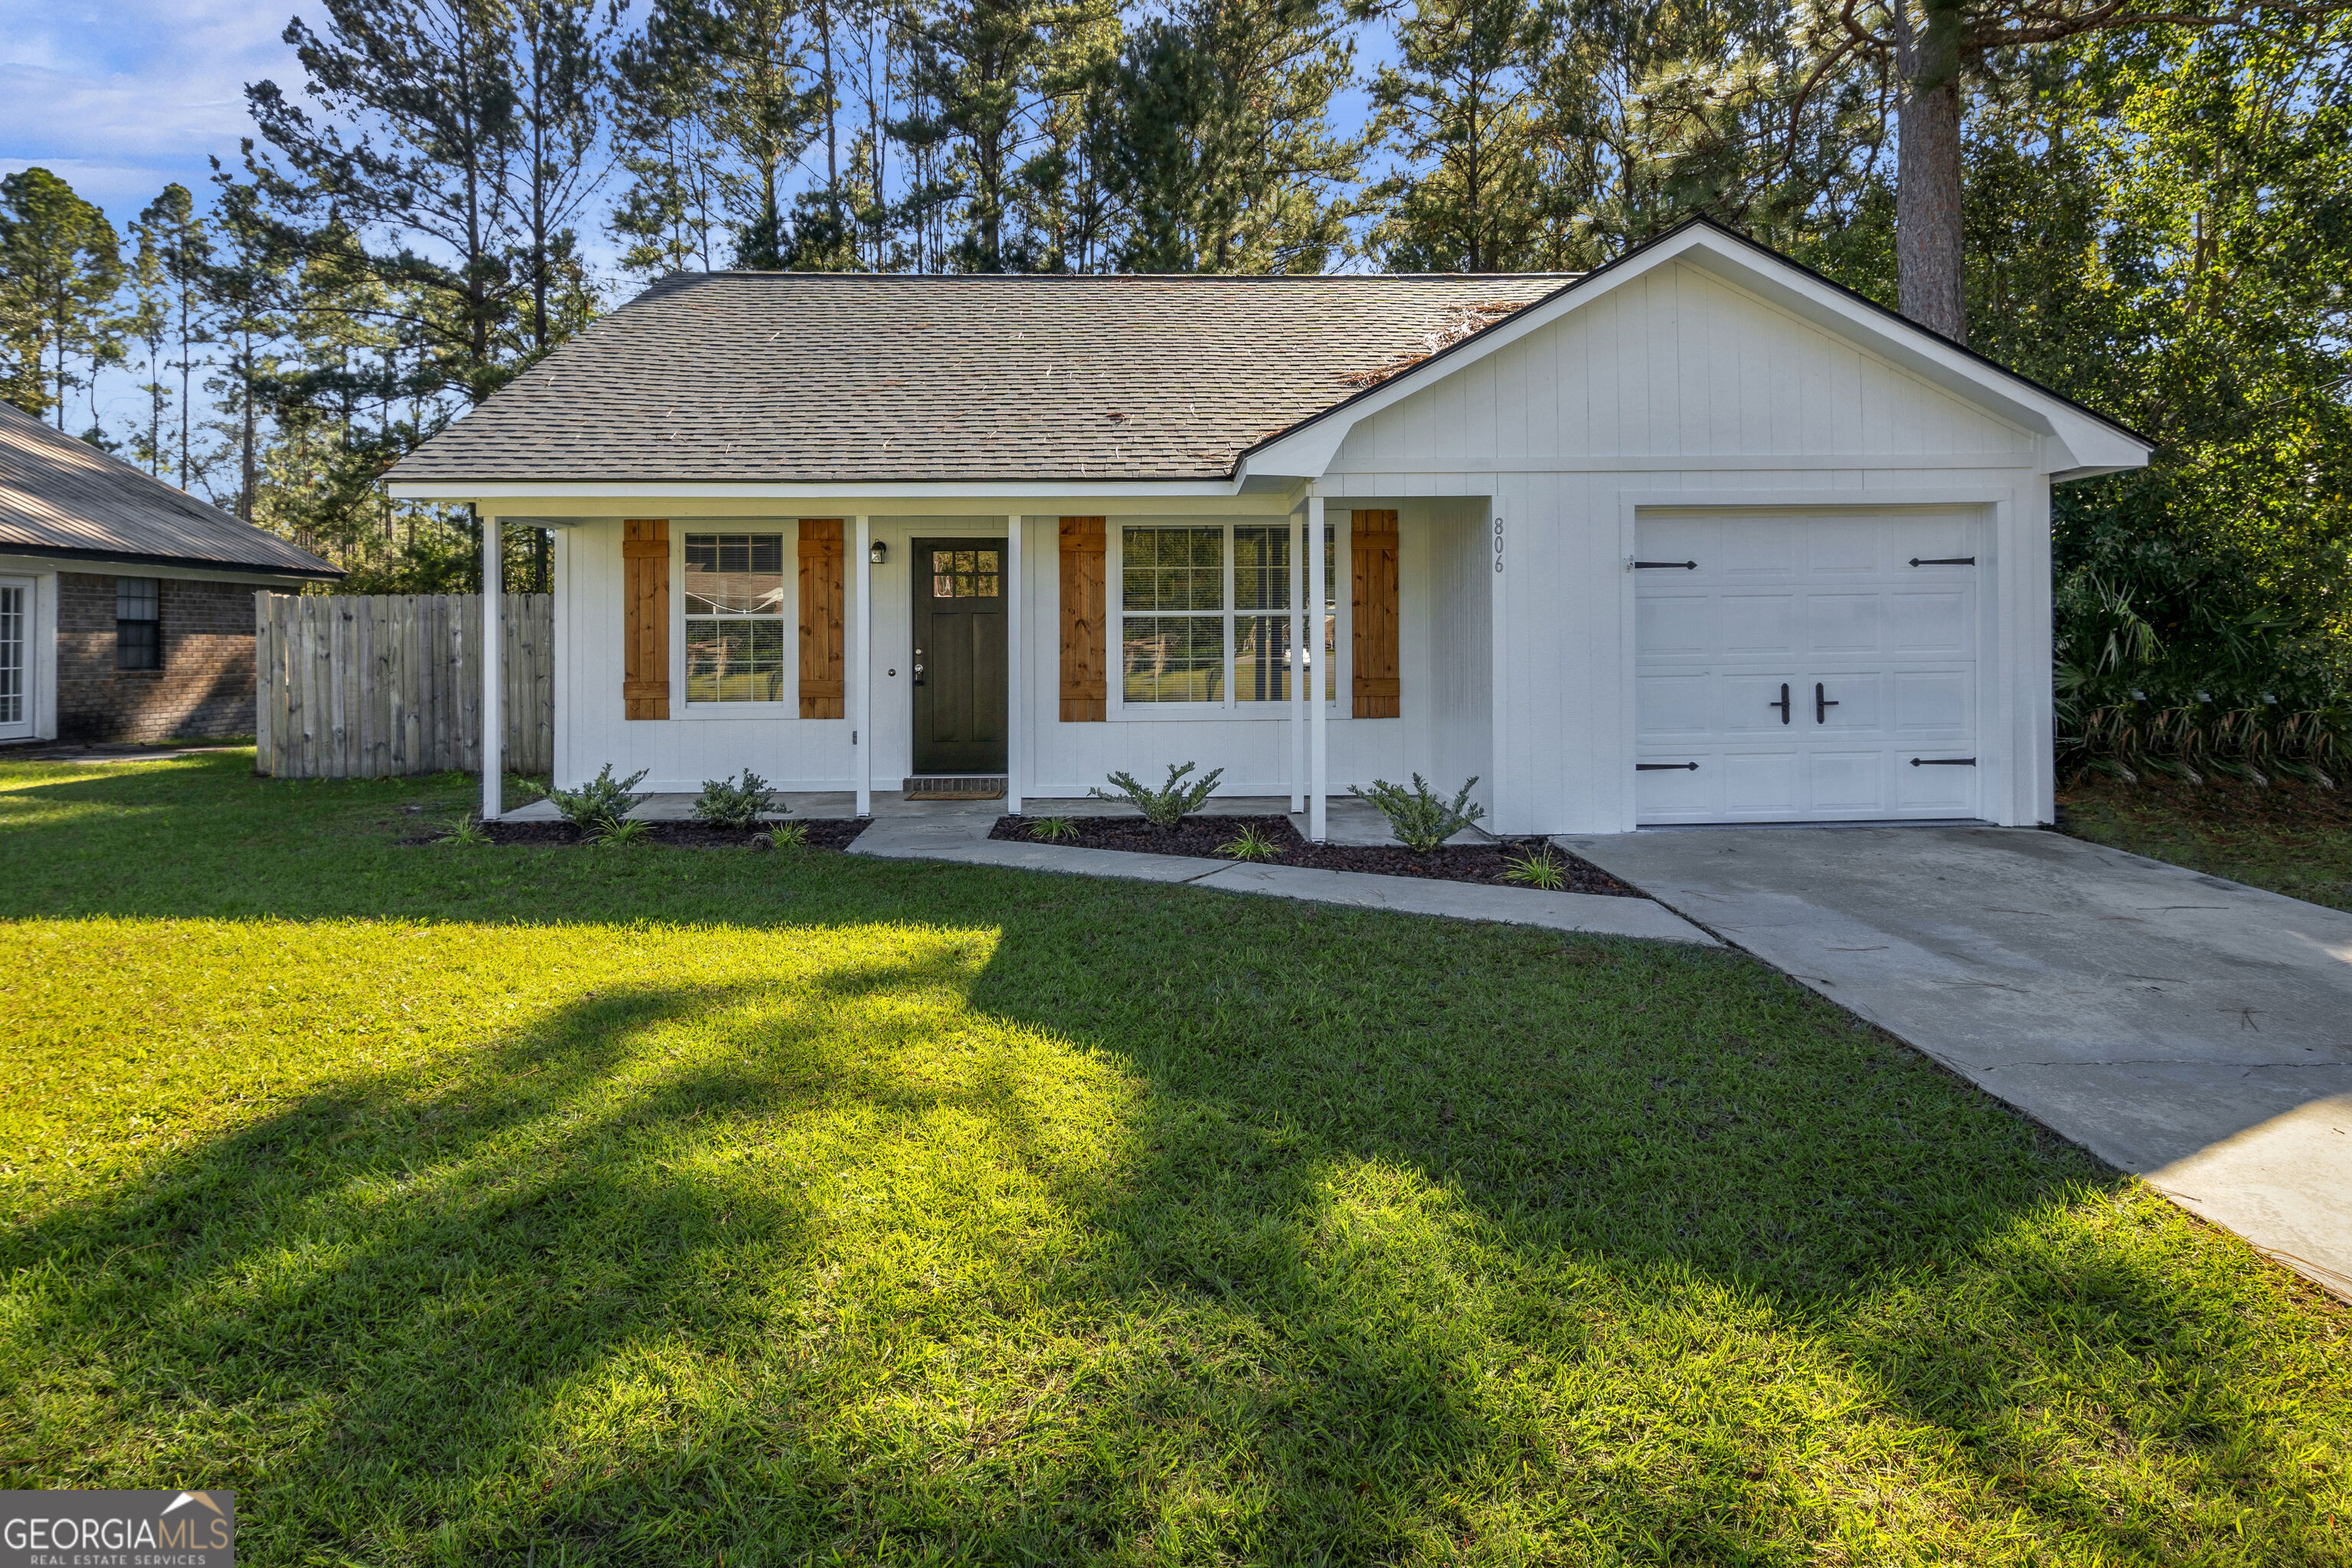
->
[[1895, 2, 1967, 343], [240, 341, 258, 522]]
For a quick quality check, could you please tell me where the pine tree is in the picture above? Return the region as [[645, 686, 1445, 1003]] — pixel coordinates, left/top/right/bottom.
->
[[894, 0, 1073, 271], [0, 168, 123, 428], [126, 185, 215, 488], [508, 0, 612, 351]]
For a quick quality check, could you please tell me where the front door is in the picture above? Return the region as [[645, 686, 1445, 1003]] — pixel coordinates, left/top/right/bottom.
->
[[910, 539, 1008, 775], [0, 579, 30, 741]]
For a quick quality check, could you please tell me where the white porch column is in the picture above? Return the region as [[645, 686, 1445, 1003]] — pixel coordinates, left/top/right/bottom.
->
[[1004, 514, 1024, 815], [1307, 494, 1328, 841], [853, 514, 872, 818], [480, 511, 503, 822], [1289, 506, 1305, 812]]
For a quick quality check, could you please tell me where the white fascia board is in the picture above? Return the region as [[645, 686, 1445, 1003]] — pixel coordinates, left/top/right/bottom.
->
[[0, 551, 326, 586], [389, 476, 1252, 505], [1237, 225, 2153, 483]]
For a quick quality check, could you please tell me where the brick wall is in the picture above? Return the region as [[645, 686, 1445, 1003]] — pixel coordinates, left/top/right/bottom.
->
[[57, 571, 258, 742]]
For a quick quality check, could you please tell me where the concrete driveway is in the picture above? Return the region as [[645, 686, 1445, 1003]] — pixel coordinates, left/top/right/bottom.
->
[[1563, 825, 2352, 1299]]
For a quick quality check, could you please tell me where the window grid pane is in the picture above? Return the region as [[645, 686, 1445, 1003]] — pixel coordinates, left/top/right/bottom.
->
[[1233, 614, 1292, 703], [686, 619, 785, 704], [1233, 526, 1289, 612], [684, 532, 786, 618], [1122, 527, 1223, 611], [1122, 615, 1225, 704]]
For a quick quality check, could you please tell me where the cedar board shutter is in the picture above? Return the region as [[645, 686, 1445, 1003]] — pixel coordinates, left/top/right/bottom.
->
[[1059, 516, 1107, 721], [1351, 509, 1400, 718], [798, 518, 846, 719], [622, 518, 670, 720]]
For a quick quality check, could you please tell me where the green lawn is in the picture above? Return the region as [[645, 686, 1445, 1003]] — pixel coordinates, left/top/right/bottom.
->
[[2, 755, 2347, 1566], [2059, 776, 2352, 911]]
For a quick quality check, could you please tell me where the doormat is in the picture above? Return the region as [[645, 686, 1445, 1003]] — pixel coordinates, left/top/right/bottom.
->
[[903, 776, 1007, 800]]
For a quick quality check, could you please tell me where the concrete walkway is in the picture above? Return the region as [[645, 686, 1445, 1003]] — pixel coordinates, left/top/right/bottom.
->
[[848, 802, 1713, 944], [1564, 825, 2352, 1299], [503, 789, 1707, 941]]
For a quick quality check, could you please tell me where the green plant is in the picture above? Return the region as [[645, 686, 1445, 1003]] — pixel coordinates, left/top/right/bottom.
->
[[589, 815, 652, 847], [443, 812, 488, 846], [1218, 824, 1282, 861], [754, 822, 809, 852], [1350, 774, 1484, 854], [1028, 816, 1078, 842], [1091, 761, 1224, 830], [550, 764, 648, 836], [694, 769, 779, 831], [1502, 846, 1566, 890]]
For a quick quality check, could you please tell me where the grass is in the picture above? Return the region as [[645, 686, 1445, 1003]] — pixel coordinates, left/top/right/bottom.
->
[[2058, 776, 2352, 911], [2, 753, 2347, 1566]]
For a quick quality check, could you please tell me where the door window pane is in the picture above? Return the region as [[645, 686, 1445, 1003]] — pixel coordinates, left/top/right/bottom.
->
[[930, 549, 1001, 599]]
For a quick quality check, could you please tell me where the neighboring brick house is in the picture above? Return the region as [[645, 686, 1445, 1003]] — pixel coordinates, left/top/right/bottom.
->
[[1, 400, 338, 744]]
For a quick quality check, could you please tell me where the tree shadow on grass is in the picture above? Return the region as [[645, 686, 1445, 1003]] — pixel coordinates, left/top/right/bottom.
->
[[4, 771, 2349, 1562]]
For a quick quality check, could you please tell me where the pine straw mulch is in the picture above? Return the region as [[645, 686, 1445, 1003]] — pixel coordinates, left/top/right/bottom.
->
[[989, 813, 1645, 897], [448, 818, 872, 851]]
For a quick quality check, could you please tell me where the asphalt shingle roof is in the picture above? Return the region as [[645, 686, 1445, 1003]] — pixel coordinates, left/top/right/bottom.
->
[[389, 271, 1578, 485], [0, 400, 339, 577]]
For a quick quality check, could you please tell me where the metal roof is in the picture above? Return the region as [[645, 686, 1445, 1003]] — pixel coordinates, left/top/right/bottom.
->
[[387, 271, 1578, 485], [0, 400, 340, 578]]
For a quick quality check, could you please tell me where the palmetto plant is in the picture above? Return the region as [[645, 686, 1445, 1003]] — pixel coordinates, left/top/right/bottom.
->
[[1092, 762, 1224, 830]]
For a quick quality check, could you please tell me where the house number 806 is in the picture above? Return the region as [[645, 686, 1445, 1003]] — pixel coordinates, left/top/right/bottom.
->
[[1492, 516, 1505, 573]]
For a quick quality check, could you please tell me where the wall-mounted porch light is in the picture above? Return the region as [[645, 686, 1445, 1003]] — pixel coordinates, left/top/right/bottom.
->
[[868, 540, 889, 565]]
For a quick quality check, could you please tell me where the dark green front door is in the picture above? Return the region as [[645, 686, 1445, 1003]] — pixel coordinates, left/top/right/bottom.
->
[[910, 539, 1008, 775]]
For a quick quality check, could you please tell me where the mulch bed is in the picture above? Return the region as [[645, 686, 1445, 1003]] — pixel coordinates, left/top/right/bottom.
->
[[447, 818, 871, 851], [988, 813, 1645, 897]]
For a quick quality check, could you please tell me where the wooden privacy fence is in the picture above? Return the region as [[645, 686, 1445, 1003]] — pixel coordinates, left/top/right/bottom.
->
[[254, 593, 554, 779]]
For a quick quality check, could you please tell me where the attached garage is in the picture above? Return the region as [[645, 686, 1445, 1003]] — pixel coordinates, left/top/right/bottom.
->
[[1635, 508, 1988, 824]]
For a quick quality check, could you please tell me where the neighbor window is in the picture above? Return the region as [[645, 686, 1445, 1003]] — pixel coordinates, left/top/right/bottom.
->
[[116, 577, 161, 671], [684, 533, 786, 702], [1119, 523, 1335, 707]]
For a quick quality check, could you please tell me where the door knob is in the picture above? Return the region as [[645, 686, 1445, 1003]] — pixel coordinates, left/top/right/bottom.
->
[[1769, 683, 1790, 724], [1815, 682, 1839, 724]]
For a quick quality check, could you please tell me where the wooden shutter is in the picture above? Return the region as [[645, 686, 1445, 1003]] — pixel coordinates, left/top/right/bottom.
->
[[1351, 509, 1400, 717], [798, 518, 846, 719], [622, 518, 670, 720], [1058, 516, 1107, 721]]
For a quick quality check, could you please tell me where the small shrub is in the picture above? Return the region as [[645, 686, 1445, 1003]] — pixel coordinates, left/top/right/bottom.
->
[[694, 768, 779, 831], [754, 822, 809, 853], [1218, 824, 1282, 861], [550, 763, 648, 835], [1091, 761, 1224, 830], [590, 815, 652, 847], [1502, 846, 1566, 889], [1028, 816, 1078, 842], [443, 812, 488, 845], [1350, 773, 1484, 853]]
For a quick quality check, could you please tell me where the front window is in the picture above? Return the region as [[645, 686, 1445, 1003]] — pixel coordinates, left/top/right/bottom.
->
[[684, 533, 786, 702], [1120, 522, 1334, 707], [116, 577, 160, 671]]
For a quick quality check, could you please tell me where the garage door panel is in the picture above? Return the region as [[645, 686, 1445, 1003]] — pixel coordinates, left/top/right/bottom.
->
[[1807, 750, 1888, 815], [1891, 668, 1973, 735], [1636, 594, 1713, 659], [1635, 671, 1713, 738], [1636, 511, 1983, 825], [1890, 590, 1971, 655], [1721, 672, 1799, 735], [1720, 593, 1798, 656], [1896, 758, 1978, 812]]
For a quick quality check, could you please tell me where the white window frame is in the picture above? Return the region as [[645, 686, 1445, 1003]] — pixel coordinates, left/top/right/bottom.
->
[[675, 522, 797, 717], [1109, 518, 1348, 721]]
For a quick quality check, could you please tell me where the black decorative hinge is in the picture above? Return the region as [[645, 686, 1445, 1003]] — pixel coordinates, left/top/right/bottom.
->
[[1637, 762, 1700, 771], [1634, 560, 1698, 570], [1909, 756, 1978, 766], [1909, 556, 1976, 567]]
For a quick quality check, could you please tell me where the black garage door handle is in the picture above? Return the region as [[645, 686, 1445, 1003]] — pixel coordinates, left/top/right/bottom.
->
[[1636, 762, 1700, 771]]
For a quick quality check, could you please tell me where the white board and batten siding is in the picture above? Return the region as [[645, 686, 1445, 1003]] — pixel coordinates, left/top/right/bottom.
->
[[1318, 256, 2056, 832]]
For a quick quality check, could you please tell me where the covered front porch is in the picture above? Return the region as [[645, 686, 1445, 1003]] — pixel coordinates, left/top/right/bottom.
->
[[480, 490, 1500, 841]]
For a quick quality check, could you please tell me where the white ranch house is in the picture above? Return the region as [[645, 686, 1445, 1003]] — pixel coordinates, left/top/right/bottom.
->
[[388, 219, 2151, 836]]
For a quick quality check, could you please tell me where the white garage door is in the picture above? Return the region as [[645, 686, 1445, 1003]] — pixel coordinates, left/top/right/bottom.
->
[[1635, 511, 1984, 824]]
